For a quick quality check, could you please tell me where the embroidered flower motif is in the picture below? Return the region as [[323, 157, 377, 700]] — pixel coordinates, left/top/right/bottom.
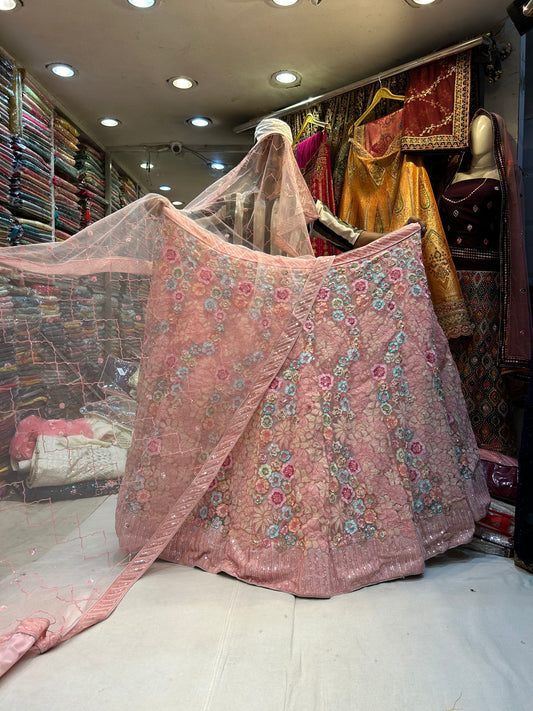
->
[[275, 287, 291, 302], [388, 267, 403, 283], [318, 373, 334, 390], [316, 287, 330, 301], [198, 267, 215, 284], [146, 437, 161, 456], [372, 364, 387, 380], [216, 367, 230, 381], [344, 519, 358, 535], [165, 247, 178, 262]]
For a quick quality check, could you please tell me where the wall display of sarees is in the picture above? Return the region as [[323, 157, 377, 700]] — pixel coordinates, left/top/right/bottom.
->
[[338, 108, 472, 340], [295, 130, 339, 257], [439, 110, 532, 456]]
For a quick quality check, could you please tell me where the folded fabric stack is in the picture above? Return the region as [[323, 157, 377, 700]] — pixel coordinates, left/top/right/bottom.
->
[[110, 163, 122, 212], [0, 271, 18, 487], [76, 142, 107, 227], [53, 114, 80, 237], [0, 54, 14, 246], [119, 174, 138, 207], [468, 450, 518, 557], [117, 276, 149, 359], [10, 79, 53, 241]]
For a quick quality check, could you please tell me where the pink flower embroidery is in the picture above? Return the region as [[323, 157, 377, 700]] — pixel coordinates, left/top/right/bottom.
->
[[197, 267, 215, 284], [389, 267, 403, 283], [316, 287, 330, 301], [282, 463, 295, 479], [275, 287, 290, 302], [347, 458, 361, 474], [215, 310, 226, 322], [174, 290, 184, 303], [409, 440, 425, 455], [353, 280, 368, 294], [372, 364, 387, 380], [269, 488, 286, 508], [345, 315, 357, 327], [340, 485, 355, 504], [318, 373, 334, 390], [165, 354, 177, 369], [238, 281, 254, 296], [303, 319, 314, 333], [165, 248, 178, 262], [216, 368, 230, 381], [146, 437, 161, 456], [425, 350, 437, 366]]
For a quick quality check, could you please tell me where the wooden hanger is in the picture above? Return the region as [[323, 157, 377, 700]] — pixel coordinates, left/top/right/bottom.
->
[[292, 114, 331, 146], [352, 85, 405, 130]]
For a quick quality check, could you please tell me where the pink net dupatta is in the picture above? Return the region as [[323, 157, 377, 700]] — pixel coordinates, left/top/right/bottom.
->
[[0, 197, 327, 676], [0, 194, 489, 675]]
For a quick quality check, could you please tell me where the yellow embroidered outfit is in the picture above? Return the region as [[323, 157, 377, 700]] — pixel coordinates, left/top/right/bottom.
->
[[339, 109, 471, 338]]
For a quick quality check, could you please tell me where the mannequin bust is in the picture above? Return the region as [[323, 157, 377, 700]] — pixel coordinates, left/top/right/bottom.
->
[[452, 114, 499, 182]]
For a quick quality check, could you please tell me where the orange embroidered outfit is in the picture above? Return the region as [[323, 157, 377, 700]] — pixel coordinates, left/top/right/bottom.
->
[[339, 109, 472, 339]]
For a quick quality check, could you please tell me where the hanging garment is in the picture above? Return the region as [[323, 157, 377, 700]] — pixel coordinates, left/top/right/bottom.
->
[[0, 126, 488, 675], [295, 131, 339, 257], [440, 178, 517, 454], [338, 109, 472, 340]]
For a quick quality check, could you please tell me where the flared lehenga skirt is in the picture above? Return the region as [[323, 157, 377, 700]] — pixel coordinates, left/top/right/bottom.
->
[[116, 217, 489, 597]]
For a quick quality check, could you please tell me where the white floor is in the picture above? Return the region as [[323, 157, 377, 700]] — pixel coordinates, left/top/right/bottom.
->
[[1, 548, 532, 710]]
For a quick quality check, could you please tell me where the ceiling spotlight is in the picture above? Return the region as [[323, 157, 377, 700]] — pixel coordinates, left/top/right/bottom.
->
[[271, 70, 301, 87], [46, 63, 77, 78], [159, 185, 171, 191], [0, 0, 22, 11], [272, 0, 299, 6], [168, 76, 197, 90], [172, 200, 183, 207], [211, 162, 225, 171], [127, 0, 156, 8], [187, 117, 212, 127], [100, 118, 121, 127], [140, 162, 154, 169], [403, 0, 440, 6]]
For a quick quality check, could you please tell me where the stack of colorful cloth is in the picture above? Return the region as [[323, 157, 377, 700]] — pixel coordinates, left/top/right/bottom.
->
[[117, 276, 149, 359], [119, 174, 138, 207], [468, 450, 518, 557], [110, 163, 122, 212], [76, 142, 107, 226], [0, 270, 18, 489], [53, 114, 80, 238], [0, 53, 14, 246], [10, 79, 53, 241]]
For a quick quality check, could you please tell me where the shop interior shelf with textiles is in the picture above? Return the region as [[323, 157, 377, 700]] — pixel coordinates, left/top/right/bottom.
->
[[0, 49, 145, 248]]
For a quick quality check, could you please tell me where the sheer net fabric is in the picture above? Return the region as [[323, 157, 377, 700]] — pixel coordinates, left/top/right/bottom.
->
[[0, 129, 489, 676]]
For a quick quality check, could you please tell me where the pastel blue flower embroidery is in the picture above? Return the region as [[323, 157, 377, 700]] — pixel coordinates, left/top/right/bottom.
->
[[344, 519, 358, 535], [267, 524, 280, 539]]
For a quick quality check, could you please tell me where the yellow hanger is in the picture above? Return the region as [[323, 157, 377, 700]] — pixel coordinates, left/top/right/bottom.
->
[[352, 86, 405, 130], [292, 114, 331, 146]]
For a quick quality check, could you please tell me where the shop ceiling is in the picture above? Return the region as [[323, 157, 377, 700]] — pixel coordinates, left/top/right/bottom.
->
[[0, 0, 513, 205]]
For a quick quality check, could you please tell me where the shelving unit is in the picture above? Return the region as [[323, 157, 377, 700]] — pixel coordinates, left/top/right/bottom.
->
[[0, 49, 145, 245]]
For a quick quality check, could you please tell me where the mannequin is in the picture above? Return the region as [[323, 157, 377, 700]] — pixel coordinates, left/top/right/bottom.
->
[[440, 110, 525, 455], [452, 115, 499, 182]]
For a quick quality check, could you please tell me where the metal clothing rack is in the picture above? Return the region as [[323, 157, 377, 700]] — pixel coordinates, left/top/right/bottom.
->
[[234, 35, 490, 134]]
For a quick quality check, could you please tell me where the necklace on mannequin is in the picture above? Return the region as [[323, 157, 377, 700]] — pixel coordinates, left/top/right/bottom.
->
[[441, 178, 490, 204]]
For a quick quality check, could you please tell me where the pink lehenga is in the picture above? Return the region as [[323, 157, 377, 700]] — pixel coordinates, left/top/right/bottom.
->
[[0, 125, 489, 676]]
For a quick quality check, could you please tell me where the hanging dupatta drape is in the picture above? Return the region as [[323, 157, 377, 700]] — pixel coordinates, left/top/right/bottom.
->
[[338, 109, 472, 340]]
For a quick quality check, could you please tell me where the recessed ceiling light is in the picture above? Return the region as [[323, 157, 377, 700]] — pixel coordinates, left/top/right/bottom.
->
[[127, 0, 156, 8], [140, 162, 154, 169], [403, 0, 440, 6], [100, 118, 121, 127], [46, 63, 77, 78], [172, 200, 183, 207], [168, 76, 197, 90], [159, 185, 171, 191], [272, 0, 299, 6], [211, 162, 225, 171], [187, 117, 212, 127], [271, 70, 302, 87], [0, 0, 21, 11]]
